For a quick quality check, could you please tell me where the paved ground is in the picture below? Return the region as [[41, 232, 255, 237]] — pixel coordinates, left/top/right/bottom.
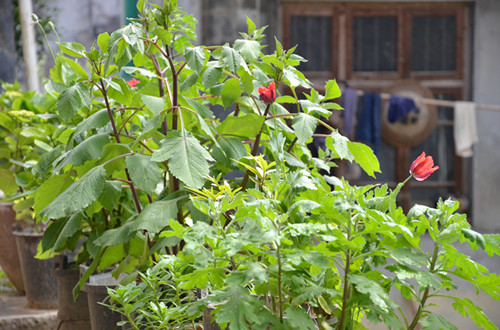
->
[[0, 293, 58, 330]]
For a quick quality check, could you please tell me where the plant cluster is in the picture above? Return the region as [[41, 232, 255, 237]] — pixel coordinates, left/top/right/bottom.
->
[[1, 0, 498, 329]]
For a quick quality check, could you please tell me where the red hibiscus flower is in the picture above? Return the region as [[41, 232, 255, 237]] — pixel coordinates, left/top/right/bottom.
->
[[258, 82, 277, 104], [127, 78, 140, 88], [410, 152, 439, 181]]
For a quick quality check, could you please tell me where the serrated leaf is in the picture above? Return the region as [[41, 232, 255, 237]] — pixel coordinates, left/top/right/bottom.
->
[[222, 78, 242, 108], [221, 45, 242, 72], [57, 41, 86, 57], [40, 165, 106, 219], [234, 39, 260, 62], [151, 131, 213, 189], [348, 274, 391, 311], [326, 130, 352, 160], [74, 109, 110, 136], [55, 133, 110, 171], [212, 137, 247, 167], [284, 306, 317, 330], [125, 154, 161, 195], [141, 94, 165, 116], [121, 66, 157, 79], [420, 313, 457, 330], [217, 113, 265, 138], [42, 213, 83, 252], [202, 64, 222, 89], [292, 113, 317, 144], [98, 181, 122, 211], [461, 228, 486, 250], [184, 47, 205, 74], [347, 141, 381, 178], [57, 83, 91, 121]]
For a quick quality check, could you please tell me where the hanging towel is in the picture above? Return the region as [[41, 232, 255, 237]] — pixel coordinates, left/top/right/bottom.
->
[[454, 101, 478, 157], [343, 88, 359, 136], [387, 95, 417, 123], [355, 92, 381, 154]]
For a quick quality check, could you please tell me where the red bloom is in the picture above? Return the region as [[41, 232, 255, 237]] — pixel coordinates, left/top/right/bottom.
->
[[410, 152, 439, 181], [127, 78, 140, 88], [258, 82, 277, 104]]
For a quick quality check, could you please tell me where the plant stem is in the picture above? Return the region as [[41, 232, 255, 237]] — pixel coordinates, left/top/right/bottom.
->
[[407, 243, 440, 330], [276, 241, 283, 323], [99, 79, 142, 213], [337, 251, 352, 330], [240, 104, 271, 189]]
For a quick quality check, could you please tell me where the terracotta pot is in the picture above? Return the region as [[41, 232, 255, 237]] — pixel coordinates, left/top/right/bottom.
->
[[14, 231, 58, 308], [0, 202, 25, 293]]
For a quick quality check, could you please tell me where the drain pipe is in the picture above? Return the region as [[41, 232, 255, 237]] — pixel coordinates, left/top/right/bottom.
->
[[18, 0, 39, 92]]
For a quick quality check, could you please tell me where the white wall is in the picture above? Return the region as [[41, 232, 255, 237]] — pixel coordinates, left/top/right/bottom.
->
[[472, 0, 500, 233]]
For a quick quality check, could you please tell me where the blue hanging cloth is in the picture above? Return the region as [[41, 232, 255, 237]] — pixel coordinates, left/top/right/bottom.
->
[[387, 95, 417, 123], [355, 92, 381, 154]]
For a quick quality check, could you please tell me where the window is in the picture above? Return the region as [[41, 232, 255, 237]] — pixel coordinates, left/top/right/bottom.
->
[[281, 2, 471, 211]]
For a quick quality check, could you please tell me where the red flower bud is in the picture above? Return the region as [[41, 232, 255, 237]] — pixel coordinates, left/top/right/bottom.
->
[[410, 152, 439, 181], [258, 82, 277, 104], [127, 78, 140, 88]]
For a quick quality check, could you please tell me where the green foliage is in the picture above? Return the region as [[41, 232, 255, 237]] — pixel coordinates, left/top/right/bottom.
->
[[10, 1, 496, 329]]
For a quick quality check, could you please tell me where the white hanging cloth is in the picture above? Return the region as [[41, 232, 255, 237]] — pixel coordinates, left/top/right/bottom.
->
[[453, 101, 479, 157]]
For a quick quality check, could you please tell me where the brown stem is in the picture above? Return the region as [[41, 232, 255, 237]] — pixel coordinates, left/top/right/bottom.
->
[[99, 79, 142, 214]]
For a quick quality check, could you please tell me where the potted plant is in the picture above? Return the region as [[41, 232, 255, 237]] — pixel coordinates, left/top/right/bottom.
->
[[0, 81, 62, 307], [35, 0, 500, 329]]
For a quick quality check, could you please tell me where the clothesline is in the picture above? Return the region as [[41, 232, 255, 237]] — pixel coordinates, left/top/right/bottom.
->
[[354, 90, 500, 112]]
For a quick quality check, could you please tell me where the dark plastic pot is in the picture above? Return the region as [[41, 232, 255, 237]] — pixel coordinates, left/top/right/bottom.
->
[[0, 202, 25, 293], [83, 281, 121, 330], [55, 267, 91, 329], [13, 231, 58, 309]]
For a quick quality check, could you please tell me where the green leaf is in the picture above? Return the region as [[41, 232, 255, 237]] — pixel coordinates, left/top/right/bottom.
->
[[98, 181, 122, 211], [57, 83, 91, 121], [0, 169, 18, 196], [234, 39, 260, 62], [74, 109, 110, 136], [348, 274, 392, 311], [202, 64, 222, 89], [221, 78, 242, 108], [125, 154, 161, 195], [420, 313, 457, 330], [347, 141, 381, 178], [141, 94, 165, 116], [55, 133, 110, 171], [292, 113, 317, 144], [151, 131, 213, 189], [57, 41, 86, 57], [324, 79, 341, 100], [97, 32, 110, 52], [217, 113, 265, 138], [136, 200, 180, 233], [221, 45, 242, 72], [325, 130, 351, 160], [184, 47, 205, 74], [98, 245, 126, 271], [214, 285, 263, 330], [34, 175, 74, 215], [42, 213, 83, 252], [450, 297, 497, 330], [0, 112, 16, 131], [461, 228, 486, 250], [284, 306, 317, 330], [212, 137, 247, 167], [40, 165, 106, 219]]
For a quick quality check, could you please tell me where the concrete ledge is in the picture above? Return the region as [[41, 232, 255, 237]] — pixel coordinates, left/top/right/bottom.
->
[[0, 294, 58, 330]]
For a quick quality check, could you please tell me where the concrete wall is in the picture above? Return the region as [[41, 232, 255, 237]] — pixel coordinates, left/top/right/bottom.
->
[[472, 0, 500, 233]]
